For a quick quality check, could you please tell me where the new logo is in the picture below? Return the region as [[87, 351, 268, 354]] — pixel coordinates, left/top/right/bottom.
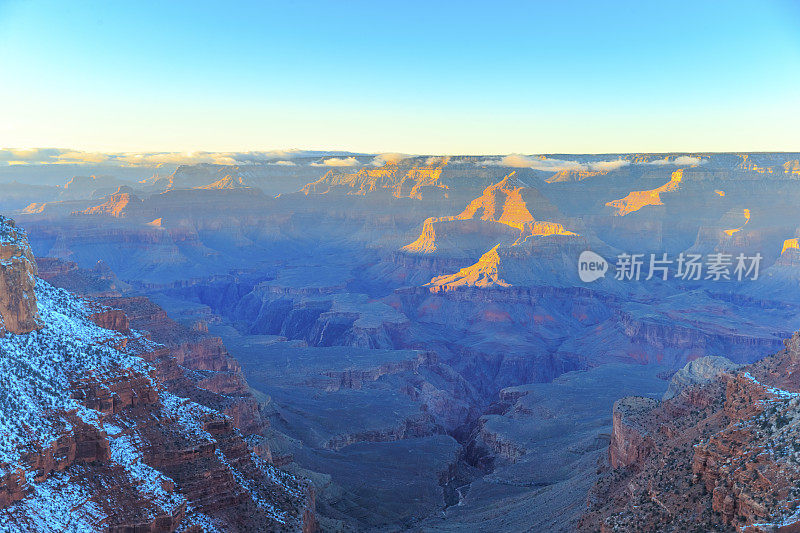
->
[[578, 250, 608, 282]]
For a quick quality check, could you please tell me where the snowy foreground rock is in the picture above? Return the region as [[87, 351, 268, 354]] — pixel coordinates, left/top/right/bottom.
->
[[581, 334, 800, 532], [0, 216, 42, 336], [0, 215, 315, 532]]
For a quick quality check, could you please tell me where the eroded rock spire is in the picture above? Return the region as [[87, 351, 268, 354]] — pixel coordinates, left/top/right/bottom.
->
[[0, 215, 42, 335]]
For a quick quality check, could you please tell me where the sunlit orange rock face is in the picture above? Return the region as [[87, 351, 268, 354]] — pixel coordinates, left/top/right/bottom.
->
[[546, 169, 607, 183], [401, 171, 583, 291], [606, 169, 683, 216], [402, 172, 568, 257], [0, 216, 42, 335], [457, 172, 535, 230], [197, 174, 249, 189], [782, 238, 800, 254], [724, 208, 751, 236], [606, 168, 684, 216], [739, 154, 776, 174], [427, 244, 511, 289], [732, 156, 800, 176], [78, 186, 144, 218], [774, 236, 800, 268], [784, 160, 800, 175], [302, 159, 449, 199], [515, 220, 576, 242]]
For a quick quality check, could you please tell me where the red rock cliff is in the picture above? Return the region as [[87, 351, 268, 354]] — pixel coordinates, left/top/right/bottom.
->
[[0, 217, 316, 532], [581, 335, 800, 532], [0, 216, 42, 335]]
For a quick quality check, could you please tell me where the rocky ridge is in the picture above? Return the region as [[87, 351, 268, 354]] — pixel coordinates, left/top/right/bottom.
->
[[0, 217, 316, 532], [9, 152, 800, 530], [0, 216, 42, 335], [580, 334, 800, 532], [77, 186, 146, 218], [301, 159, 449, 199], [401, 172, 565, 258], [606, 168, 685, 216]]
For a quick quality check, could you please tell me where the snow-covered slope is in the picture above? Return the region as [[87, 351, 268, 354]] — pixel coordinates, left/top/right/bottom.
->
[[0, 218, 315, 531]]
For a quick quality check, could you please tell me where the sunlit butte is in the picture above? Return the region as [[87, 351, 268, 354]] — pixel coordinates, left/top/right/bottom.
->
[[606, 168, 685, 216]]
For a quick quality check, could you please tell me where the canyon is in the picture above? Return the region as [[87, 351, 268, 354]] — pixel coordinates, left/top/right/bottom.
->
[[3, 152, 800, 531], [0, 215, 316, 531]]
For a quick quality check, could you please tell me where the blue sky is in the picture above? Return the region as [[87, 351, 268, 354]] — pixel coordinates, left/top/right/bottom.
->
[[0, 0, 798, 154]]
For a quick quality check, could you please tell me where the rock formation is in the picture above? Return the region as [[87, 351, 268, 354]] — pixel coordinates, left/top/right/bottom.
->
[[0, 217, 316, 532], [662, 355, 741, 400], [606, 168, 684, 216], [546, 168, 608, 183], [76, 186, 147, 218], [723, 208, 751, 236], [0, 215, 42, 335], [580, 334, 800, 532], [783, 237, 799, 255], [302, 159, 449, 199], [9, 151, 800, 530], [608, 396, 659, 468], [197, 174, 250, 189], [400, 173, 582, 288]]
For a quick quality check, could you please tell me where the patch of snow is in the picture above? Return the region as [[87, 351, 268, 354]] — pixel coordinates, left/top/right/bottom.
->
[[0, 469, 107, 531], [0, 280, 151, 472], [105, 426, 185, 515]]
